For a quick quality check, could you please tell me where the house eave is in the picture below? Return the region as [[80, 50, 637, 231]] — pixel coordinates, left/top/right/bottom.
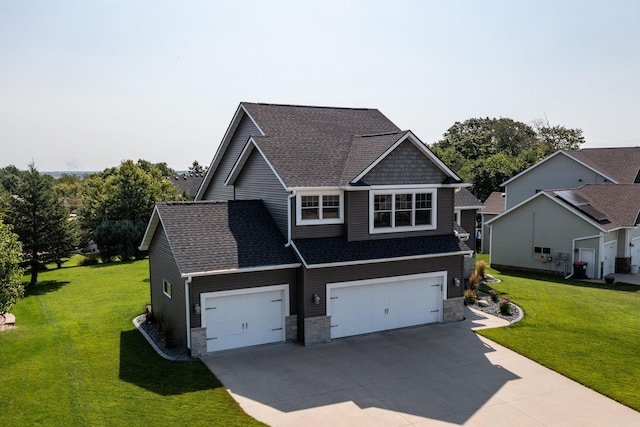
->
[[181, 263, 301, 278], [298, 250, 474, 270]]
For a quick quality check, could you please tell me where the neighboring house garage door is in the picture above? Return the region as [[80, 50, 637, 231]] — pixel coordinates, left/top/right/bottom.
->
[[201, 285, 289, 352], [327, 273, 444, 339]]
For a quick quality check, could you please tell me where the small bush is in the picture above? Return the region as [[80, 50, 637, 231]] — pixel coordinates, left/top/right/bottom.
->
[[498, 297, 512, 315], [80, 255, 100, 266], [489, 289, 500, 302], [468, 273, 480, 291], [476, 260, 487, 279], [463, 289, 477, 305]]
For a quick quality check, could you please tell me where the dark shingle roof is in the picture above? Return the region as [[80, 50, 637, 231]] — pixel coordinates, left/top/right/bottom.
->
[[241, 103, 403, 187], [455, 188, 483, 208], [565, 147, 640, 184], [292, 234, 471, 266], [550, 184, 640, 230], [156, 200, 298, 275], [165, 174, 205, 199], [481, 192, 506, 214]]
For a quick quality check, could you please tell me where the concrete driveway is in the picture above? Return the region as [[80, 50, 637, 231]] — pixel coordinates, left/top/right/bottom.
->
[[201, 308, 639, 426]]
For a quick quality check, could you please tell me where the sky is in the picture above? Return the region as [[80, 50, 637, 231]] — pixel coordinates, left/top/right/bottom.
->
[[1, 0, 639, 172]]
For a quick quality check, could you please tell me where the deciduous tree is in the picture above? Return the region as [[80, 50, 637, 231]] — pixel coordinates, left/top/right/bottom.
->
[[0, 219, 23, 315]]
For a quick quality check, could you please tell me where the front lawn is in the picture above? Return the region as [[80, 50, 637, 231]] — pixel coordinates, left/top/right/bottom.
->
[[477, 256, 640, 412], [0, 258, 265, 426]]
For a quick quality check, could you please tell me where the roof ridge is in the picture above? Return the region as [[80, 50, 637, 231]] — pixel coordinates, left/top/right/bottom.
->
[[242, 101, 377, 111], [355, 130, 406, 138]]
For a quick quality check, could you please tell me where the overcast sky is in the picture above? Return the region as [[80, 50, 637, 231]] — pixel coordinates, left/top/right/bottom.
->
[[2, 0, 639, 172]]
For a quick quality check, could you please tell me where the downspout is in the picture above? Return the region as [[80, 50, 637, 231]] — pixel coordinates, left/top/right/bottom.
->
[[185, 276, 192, 349], [285, 190, 296, 247]]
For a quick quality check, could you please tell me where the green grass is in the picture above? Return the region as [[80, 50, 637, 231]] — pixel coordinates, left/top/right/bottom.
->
[[476, 255, 640, 412], [0, 257, 265, 426]]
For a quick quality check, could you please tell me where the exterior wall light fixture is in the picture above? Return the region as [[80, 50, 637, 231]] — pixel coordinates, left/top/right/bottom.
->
[[313, 294, 320, 305], [193, 303, 201, 315]]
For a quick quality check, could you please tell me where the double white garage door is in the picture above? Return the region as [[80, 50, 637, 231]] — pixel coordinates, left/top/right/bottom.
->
[[328, 273, 444, 339], [202, 273, 445, 352]]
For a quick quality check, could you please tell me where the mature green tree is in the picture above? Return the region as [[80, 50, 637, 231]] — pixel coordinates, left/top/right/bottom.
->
[[431, 117, 585, 201], [8, 164, 77, 285], [189, 160, 207, 174], [54, 173, 84, 213], [136, 159, 177, 178], [0, 219, 24, 315], [79, 160, 182, 261]]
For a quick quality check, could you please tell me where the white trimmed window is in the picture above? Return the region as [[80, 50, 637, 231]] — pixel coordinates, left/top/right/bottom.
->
[[370, 189, 436, 233], [296, 191, 343, 225], [163, 280, 172, 298]]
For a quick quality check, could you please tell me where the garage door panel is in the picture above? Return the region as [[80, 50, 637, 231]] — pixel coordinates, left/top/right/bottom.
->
[[329, 275, 443, 339], [204, 288, 286, 353]]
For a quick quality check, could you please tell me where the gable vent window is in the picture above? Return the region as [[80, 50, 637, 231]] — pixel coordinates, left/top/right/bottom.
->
[[297, 191, 344, 225], [370, 189, 436, 233]]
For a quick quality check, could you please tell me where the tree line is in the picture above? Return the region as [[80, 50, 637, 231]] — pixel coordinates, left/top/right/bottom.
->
[[0, 159, 206, 296]]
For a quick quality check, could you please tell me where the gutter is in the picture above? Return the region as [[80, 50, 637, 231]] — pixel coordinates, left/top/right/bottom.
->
[[185, 276, 192, 350]]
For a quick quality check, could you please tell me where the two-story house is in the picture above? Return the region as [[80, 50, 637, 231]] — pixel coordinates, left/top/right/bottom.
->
[[486, 148, 640, 279], [140, 102, 473, 356]]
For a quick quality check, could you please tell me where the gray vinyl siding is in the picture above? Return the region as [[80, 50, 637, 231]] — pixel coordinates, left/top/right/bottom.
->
[[480, 213, 497, 254], [347, 188, 455, 242], [188, 268, 298, 329], [360, 141, 448, 185], [291, 196, 345, 239], [202, 114, 260, 201], [490, 195, 601, 274], [300, 255, 464, 321], [234, 149, 289, 236], [148, 224, 188, 348], [506, 154, 611, 209]]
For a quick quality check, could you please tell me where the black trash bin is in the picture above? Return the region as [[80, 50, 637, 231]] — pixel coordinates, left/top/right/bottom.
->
[[573, 261, 587, 279]]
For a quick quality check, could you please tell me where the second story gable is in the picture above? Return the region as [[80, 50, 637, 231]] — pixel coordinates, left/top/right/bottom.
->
[[197, 102, 466, 243], [503, 147, 640, 210]]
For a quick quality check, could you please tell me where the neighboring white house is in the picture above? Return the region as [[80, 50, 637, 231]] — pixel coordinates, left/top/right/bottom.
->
[[488, 148, 640, 279]]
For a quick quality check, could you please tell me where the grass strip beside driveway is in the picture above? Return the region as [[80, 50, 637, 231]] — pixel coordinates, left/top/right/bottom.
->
[[477, 260, 640, 412], [0, 259, 265, 426]]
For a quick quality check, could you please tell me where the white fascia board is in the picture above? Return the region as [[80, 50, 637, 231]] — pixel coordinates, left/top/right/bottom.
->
[[224, 137, 288, 190], [302, 250, 474, 269], [351, 131, 462, 184], [485, 191, 608, 232], [138, 205, 160, 251], [456, 205, 485, 210], [195, 104, 265, 200], [181, 263, 301, 278]]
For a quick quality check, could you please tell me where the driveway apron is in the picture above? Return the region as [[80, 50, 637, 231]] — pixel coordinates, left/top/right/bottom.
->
[[201, 307, 640, 426]]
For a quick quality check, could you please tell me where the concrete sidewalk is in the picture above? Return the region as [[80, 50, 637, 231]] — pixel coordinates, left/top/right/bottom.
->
[[201, 308, 639, 426]]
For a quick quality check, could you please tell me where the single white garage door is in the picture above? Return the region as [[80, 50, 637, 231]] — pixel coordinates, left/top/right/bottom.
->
[[327, 273, 444, 339], [202, 285, 288, 352]]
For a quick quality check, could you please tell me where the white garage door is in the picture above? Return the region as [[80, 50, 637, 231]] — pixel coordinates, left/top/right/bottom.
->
[[202, 285, 288, 352], [327, 273, 444, 339]]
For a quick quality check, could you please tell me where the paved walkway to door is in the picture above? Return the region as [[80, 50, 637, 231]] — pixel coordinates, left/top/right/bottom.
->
[[201, 308, 640, 426]]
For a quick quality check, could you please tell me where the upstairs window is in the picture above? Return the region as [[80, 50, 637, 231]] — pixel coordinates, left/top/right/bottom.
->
[[370, 189, 436, 233], [163, 280, 172, 298], [297, 191, 344, 225]]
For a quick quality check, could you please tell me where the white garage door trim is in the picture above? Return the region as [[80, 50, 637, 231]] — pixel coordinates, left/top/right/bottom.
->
[[200, 284, 289, 352], [327, 272, 446, 339]]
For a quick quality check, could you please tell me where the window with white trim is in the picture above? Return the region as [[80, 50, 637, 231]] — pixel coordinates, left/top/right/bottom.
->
[[296, 191, 344, 225], [370, 189, 436, 233], [163, 280, 172, 298]]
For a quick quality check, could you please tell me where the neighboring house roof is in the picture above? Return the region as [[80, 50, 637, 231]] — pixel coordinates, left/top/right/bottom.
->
[[291, 234, 471, 268], [481, 192, 506, 215], [550, 184, 640, 230], [165, 173, 205, 198], [211, 102, 462, 191], [139, 200, 300, 276], [454, 187, 483, 209], [502, 147, 640, 187]]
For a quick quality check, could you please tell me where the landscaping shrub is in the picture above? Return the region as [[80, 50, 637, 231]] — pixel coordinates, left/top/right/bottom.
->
[[468, 273, 480, 291], [476, 260, 487, 279], [498, 297, 512, 315], [489, 289, 499, 302], [463, 289, 477, 305]]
